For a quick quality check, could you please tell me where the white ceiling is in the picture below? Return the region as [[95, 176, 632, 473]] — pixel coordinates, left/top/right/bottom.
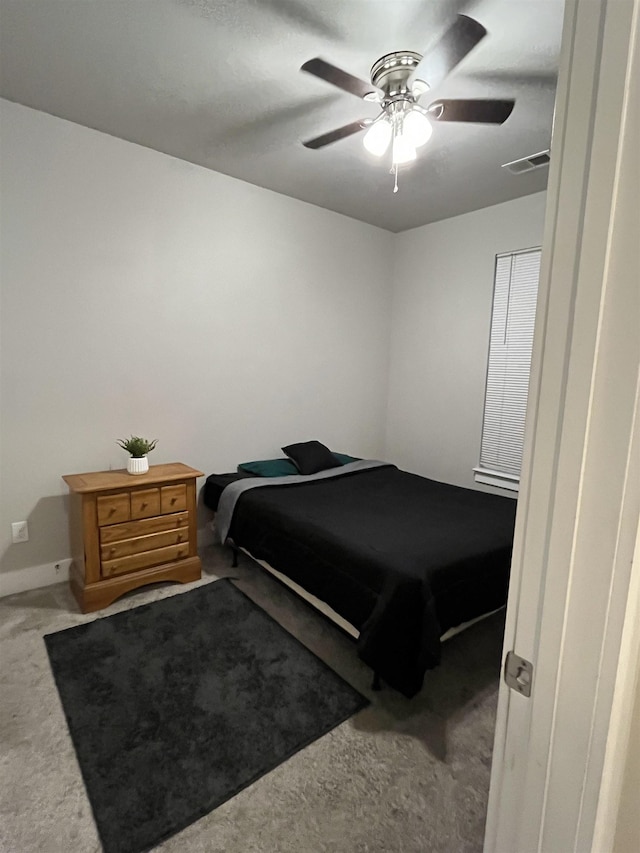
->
[[0, 0, 564, 232]]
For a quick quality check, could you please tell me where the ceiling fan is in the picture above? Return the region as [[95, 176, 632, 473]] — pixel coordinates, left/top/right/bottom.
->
[[300, 14, 515, 191]]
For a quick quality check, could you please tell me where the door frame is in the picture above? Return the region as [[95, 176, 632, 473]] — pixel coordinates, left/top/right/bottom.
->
[[484, 0, 640, 850]]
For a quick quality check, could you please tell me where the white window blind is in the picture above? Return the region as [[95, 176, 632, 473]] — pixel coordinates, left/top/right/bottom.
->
[[475, 247, 541, 490]]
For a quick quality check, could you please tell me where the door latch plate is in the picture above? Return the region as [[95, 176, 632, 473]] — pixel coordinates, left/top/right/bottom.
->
[[504, 650, 533, 697]]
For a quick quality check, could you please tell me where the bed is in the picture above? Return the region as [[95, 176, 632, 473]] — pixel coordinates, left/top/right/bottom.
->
[[203, 455, 516, 698]]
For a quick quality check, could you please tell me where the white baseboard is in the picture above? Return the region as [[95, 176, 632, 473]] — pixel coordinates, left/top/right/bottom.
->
[[0, 527, 216, 599], [0, 558, 72, 599]]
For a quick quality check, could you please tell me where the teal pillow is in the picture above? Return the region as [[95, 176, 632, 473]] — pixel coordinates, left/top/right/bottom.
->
[[238, 453, 359, 478], [334, 453, 359, 465], [238, 458, 298, 477]]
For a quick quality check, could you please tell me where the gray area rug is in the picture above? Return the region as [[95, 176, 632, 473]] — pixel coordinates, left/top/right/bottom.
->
[[44, 579, 368, 853]]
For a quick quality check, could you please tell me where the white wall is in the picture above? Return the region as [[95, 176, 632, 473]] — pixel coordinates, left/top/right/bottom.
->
[[0, 100, 548, 592], [0, 100, 394, 587], [385, 192, 547, 491]]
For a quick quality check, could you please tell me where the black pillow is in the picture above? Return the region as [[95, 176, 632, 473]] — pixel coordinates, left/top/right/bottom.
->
[[281, 441, 341, 475]]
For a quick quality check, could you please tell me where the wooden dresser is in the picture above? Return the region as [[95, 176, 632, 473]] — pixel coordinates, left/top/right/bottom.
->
[[62, 463, 203, 612]]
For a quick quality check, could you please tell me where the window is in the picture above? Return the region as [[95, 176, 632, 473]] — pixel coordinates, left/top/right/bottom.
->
[[474, 247, 542, 492]]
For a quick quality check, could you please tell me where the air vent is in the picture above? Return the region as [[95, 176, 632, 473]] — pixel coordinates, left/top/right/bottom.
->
[[502, 150, 551, 174]]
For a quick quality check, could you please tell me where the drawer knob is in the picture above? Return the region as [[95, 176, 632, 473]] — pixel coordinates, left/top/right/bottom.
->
[[171, 497, 177, 505], [110, 547, 116, 555], [141, 502, 147, 509]]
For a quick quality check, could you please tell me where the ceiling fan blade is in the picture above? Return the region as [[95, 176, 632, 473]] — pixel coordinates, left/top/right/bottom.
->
[[301, 58, 383, 101], [410, 15, 487, 91], [428, 99, 515, 124], [302, 120, 369, 149], [214, 95, 340, 155]]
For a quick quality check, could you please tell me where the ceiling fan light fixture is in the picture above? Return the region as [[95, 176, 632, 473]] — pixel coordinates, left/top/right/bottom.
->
[[411, 79, 430, 98], [403, 107, 433, 148], [363, 117, 392, 156], [392, 133, 416, 165]]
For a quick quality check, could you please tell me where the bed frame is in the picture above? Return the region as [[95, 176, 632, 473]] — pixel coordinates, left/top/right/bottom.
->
[[229, 541, 502, 690]]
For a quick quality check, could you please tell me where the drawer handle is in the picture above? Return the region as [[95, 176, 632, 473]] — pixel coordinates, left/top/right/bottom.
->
[[171, 497, 177, 505], [109, 507, 116, 516], [140, 502, 147, 509], [110, 547, 116, 555], [177, 533, 183, 542]]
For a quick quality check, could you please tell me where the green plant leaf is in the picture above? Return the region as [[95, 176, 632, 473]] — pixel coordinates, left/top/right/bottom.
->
[[116, 435, 159, 456]]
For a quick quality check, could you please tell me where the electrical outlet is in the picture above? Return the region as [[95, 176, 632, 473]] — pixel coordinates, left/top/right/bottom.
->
[[11, 521, 29, 543]]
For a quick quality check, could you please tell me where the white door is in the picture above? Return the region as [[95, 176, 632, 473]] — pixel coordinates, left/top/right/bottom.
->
[[484, 0, 640, 851]]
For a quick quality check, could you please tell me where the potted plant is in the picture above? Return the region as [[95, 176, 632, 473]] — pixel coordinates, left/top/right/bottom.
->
[[117, 436, 158, 475]]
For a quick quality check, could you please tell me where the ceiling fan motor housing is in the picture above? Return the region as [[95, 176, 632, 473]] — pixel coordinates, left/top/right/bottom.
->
[[370, 51, 423, 99]]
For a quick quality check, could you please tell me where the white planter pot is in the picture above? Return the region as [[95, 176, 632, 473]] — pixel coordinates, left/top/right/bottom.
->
[[127, 455, 149, 475]]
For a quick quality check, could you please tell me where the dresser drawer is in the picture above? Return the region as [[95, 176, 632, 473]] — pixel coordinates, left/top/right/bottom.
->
[[100, 527, 189, 561], [100, 512, 189, 544], [161, 484, 187, 514], [101, 543, 190, 578], [97, 493, 130, 526], [130, 488, 161, 520]]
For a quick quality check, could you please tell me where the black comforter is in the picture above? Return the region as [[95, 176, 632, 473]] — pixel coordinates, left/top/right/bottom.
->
[[205, 465, 516, 697]]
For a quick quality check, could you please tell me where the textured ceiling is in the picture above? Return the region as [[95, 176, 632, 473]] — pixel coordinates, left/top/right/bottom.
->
[[0, 0, 564, 232]]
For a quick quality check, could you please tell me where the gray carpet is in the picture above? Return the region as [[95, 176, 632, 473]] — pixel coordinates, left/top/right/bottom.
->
[[0, 543, 504, 852]]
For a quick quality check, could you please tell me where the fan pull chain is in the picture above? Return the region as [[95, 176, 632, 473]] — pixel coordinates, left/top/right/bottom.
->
[[393, 164, 399, 193]]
